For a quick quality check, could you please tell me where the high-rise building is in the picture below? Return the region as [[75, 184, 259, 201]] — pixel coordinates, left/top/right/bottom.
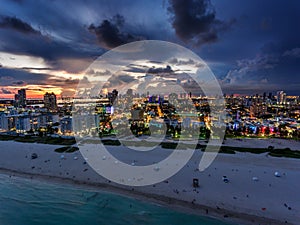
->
[[268, 92, 272, 100], [60, 116, 73, 134], [263, 92, 266, 101], [108, 89, 118, 104], [276, 91, 286, 105], [15, 115, 31, 133], [44, 92, 57, 110], [125, 89, 133, 103], [14, 89, 26, 107], [126, 89, 133, 97]]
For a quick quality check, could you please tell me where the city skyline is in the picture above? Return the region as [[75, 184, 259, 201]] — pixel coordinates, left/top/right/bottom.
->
[[0, 2, 299, 224], [0, 85, 298, 100], [0, 0, 300, 99]]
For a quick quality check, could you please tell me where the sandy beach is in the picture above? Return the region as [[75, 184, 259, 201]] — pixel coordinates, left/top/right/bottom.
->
[[223, 138, 300, 151], [0, 139, 299, 225]]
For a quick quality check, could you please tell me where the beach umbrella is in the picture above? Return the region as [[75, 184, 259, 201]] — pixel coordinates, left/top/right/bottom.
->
[[274, 171, 281, 177], [222, 176, 229, 183], [31, 153, 38, 159]]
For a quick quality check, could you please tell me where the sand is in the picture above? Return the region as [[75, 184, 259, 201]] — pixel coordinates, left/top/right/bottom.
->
[[223, 138, 300, 150], [0, 139, 299, 225]]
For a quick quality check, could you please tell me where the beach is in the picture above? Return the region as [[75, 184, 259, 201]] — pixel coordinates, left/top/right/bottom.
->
[[0, 139, 299, 225], [223, 138, 300, 150]]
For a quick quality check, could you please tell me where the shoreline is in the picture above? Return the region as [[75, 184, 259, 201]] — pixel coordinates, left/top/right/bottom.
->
[[0, 140, 299, 225], [0, 167, 286, 225]]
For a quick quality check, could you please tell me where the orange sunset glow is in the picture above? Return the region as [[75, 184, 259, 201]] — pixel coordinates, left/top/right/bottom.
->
[[0, 52, 82, 99]]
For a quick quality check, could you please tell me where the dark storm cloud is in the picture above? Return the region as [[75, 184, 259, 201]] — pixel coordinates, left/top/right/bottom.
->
[[123, 64, 148, 74], [147, 65, 173, 74], [47, 78, 79, 89], [0, 67, 79, 89], [0, 1, 161, 73], [0, 16, 40, 34], [168, 0, 234, 45], [0, 2, 102, 73], [0, 0, 299, 95], [0, 27, 97, 73], [147, 60, 164, 65], [88, 14, 144, 49], [0, 68, 47, 86], [102, 73, 138, 89], [21, 67, 52, 71], [123, 67, 147, 74], [115, 74, 137, 83]]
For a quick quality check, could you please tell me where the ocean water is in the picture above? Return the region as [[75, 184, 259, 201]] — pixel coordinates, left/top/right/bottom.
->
[[0, 174, 235, 225]]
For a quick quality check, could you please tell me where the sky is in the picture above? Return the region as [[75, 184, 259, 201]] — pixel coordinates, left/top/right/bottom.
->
[[0, 0, 299, 98]]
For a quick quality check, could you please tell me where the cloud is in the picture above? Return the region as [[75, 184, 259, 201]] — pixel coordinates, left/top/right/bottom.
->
[[147, 60, 164, 65], [0, 67, 49, 86], [219, 56, 284, 93], [0, 76, 13, 81], [0, 28, 96, 73], [222, 54, 279, 85], [115, 74, 136, 83], [88, 14, 144, 49], [0, 12, 98, 73], [260, 78, 268, 84], [0, 67, 79, 92], [21, 67, 52, 71], [147, 65, 173, 74], [0, 88, 13, 94], [60, 88, 75, 97], [86, 69, 112, 76], [168, 57, 204, 67], [168, 0, 234, 45], [0, 16, 40, 34], [283, 48, 300, 58], [12, 80, 26, 86], [103, 74, 137, 88], [123, 64, 148, 74], [0, 0, 299, 95], [220, 39, 300, 94]]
